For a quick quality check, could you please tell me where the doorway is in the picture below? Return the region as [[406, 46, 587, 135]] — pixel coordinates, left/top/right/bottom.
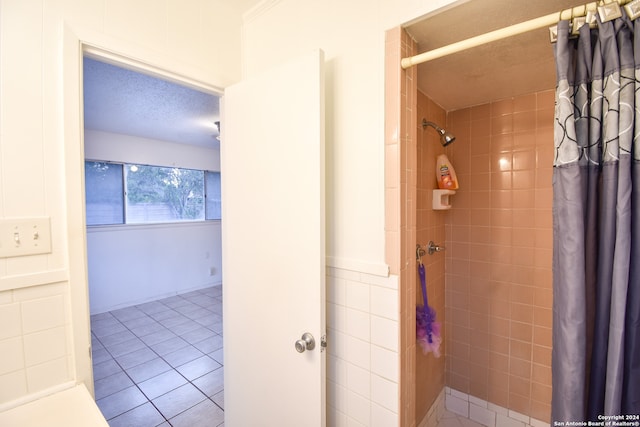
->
[[82, 54, 225, 426]]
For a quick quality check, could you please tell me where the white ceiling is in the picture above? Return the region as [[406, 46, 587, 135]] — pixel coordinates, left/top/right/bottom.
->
[[82, 0, 265, 150], [83, 57, 221, 149], [405, 0, 584, 111]]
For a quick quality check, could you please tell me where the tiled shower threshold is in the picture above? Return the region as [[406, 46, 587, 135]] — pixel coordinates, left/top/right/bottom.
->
[[424, 388, 550, 427]]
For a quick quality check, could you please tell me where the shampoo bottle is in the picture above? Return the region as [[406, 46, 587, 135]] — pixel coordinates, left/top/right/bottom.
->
[[436, 154, 459, 190]]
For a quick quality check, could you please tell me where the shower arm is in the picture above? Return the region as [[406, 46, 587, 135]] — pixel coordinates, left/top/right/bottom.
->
[[421, 119, 456, 146], [422, 120, 443, 133]]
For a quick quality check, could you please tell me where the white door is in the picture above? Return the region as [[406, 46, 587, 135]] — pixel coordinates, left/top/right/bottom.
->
[[221, 50, 326, 427]]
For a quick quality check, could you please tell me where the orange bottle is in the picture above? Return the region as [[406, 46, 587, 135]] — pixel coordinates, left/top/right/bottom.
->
[[436, 154, 459, 190]]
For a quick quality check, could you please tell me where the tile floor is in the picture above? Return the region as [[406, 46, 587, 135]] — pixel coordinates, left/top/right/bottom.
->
[[437, 410, 485, 427], [90, 286, 224, 427]]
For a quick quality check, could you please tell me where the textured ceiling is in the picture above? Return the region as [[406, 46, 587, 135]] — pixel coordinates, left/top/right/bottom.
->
[[82, 0, 266, 149], [405, 0, 584, 111], [83, 57, 220, 149]]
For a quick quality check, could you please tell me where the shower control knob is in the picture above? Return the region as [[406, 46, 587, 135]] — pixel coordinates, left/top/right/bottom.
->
[[427, 240, 445, 255], [295, 332, 316, 353]]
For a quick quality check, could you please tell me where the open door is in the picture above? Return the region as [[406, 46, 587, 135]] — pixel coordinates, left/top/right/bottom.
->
[[222, 50, 326, 426]]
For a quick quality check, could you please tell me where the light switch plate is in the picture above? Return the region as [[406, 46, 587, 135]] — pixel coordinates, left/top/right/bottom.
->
[[0, 217, 52, 258]]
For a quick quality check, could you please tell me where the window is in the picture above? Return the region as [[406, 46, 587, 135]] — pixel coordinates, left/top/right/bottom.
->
[[85, 161, 221, 226], [205, 171, 221, 220], [126, 165, 205, 223], [85, 162, 124, 226]]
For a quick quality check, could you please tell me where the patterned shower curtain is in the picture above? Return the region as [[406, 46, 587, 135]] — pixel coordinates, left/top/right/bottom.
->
[[552, 13, 640, 422]]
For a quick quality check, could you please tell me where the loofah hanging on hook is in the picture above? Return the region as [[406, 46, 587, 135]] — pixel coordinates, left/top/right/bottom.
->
[[416, 263, 442, 357]]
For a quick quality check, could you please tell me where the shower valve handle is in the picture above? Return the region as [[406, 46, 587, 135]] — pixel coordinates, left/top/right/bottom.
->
[[427, 240, 445, 255]]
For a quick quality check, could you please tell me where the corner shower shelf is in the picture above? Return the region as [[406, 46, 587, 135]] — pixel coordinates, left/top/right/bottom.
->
[[433, 189, 456, 210]]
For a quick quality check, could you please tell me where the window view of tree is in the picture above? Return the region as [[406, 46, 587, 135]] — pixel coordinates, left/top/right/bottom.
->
[[126, 165, 205, 223], [84, 161, 220, 226]]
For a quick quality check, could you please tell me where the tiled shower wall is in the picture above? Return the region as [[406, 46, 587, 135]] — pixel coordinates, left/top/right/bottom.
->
[[443, 91, 554, 423], [415, 92, 447, 424]]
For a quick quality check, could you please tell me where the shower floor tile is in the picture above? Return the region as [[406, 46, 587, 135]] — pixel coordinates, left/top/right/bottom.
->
[[91, 285, 224, 427], [438, 410, 486, 427]]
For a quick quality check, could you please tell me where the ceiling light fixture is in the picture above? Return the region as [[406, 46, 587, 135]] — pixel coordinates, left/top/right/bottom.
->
[[214, 121, 221, 141]]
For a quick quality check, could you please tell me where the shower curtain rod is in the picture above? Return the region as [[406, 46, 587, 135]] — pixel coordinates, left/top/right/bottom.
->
[[400, 0, 634, 69]]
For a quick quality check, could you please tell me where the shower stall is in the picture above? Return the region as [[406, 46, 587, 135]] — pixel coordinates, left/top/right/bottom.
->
[[388, 1, 640, 424], [384, 6, 558, 426]]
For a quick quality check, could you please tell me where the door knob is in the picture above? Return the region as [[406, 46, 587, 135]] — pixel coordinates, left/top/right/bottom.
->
[[295, 332, 316, 353]]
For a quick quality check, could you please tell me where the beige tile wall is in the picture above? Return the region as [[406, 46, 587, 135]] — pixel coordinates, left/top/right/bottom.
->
[[443, 90, 554, 423], [385, 26, 419, 427], [415, 92, 447, 424]]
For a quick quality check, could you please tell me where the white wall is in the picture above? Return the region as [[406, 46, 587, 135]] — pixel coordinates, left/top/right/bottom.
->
[[84, 130, 222, 314], [0, 0, 245, 408], [242, 0, 460, 275], [0, 0, 462, 418], [84, 129, 221, 172], [87, 222, 222, 313]]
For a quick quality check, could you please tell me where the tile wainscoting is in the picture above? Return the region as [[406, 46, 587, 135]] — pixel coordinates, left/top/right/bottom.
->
[[326, 265, 400, 427]]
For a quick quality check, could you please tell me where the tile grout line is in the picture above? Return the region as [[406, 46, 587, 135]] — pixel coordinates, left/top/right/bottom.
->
[[95, 299, 186, 424], [92, 287, 224, 425]]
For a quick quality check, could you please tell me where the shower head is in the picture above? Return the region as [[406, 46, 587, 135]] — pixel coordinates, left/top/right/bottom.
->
[[422, 119, 455, 146]]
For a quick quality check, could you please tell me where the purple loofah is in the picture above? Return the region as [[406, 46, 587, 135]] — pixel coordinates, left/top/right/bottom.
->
[[416, 264, 442, 357]]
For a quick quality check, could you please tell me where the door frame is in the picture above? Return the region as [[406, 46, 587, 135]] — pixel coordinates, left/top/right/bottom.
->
[[62, 26, 225, 396]]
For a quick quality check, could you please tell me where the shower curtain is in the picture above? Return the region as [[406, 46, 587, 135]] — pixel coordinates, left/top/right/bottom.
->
[[552, 14, 640, 421]]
